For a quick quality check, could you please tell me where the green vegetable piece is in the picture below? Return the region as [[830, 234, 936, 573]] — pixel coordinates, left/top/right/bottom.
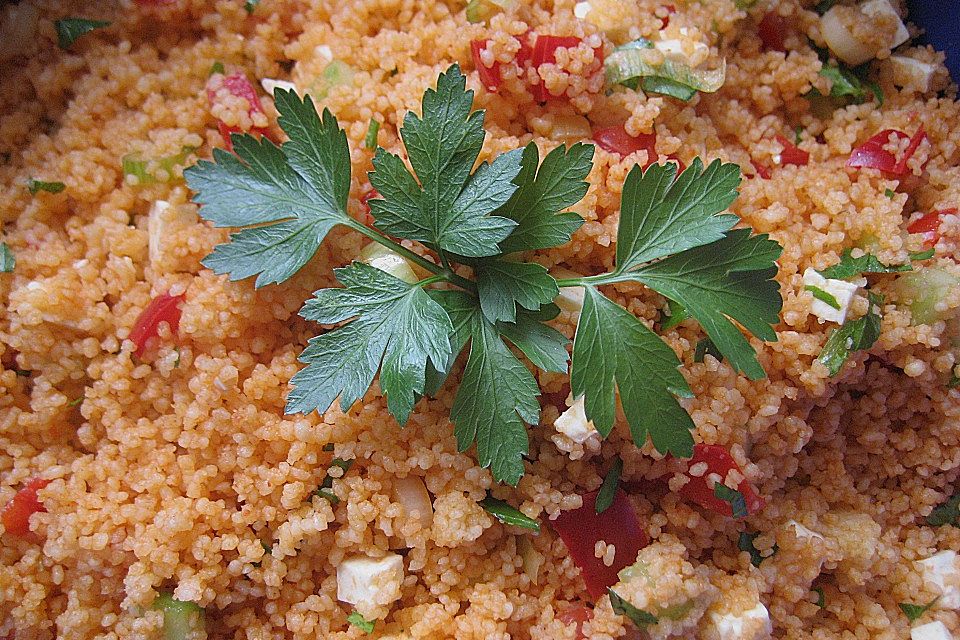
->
[[0, 243, 14, 273], [287, 262, 454, 424], [68, 396, 84, 407], [805, 285, 841, 310], [818, 63, 882, 105], [735, 0, 758, 7], [900, 598, 938, 623], [314, 488, 339, 504], [794, 126, 804, 146], [815, 0, 837, 14], [927, 493, 960, 527], [606, 41, 726, 96], [369, 65, 521, 258], [950, 372, 960, 389], [609, 589, 659, 627], [811, 586, 825, 608], [479, 495, 540, 531], [595, 456, 623, 514], [738, 531, 776, 567], [475, 260, 559, 324], [465, 0, 516, 22], [152, 592, 204, 640], [641, 76, 697, 101], [347, 611, 375, 633], [27, 179, 66, 195], [496, 309, 570, 374], [209, 61, 225, 76], [909, 248, 936, 261], [55, 18, 110, 49], [244, 0, 260, 13], [817, 292, 882, 376], [122, 146, 197, 185], [714, 483, 748, 518], [890, 268, 960, 325], [185, 88, 353, 287], [884, 188, 895, 199], [661, 298, 689, 330], [364, 118, 380, 150], [818, 248, 912, 280], [693, 338, 722, 363]]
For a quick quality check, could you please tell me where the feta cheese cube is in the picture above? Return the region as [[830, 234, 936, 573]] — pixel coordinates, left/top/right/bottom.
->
[[889, 55, 936, 93], [555, 397, 599, 445], [917, 550, 960, 609], [802, 268, 860, 324], [260, 78, 299, 97], [709, 602, 772, 640], [574, 1, 591, 19], [912, 621, 954, 640], [861, 0, 909, 49], [654, 35, 709, 66], [786, 520, 823, 542], [336, 554, 404, 619]]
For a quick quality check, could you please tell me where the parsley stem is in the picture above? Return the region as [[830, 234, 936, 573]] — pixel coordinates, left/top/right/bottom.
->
[[554, 272, 637, 288]]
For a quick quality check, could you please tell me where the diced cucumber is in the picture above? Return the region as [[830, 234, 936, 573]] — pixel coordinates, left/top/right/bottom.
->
[[152, 592, 205, 640], [891, 268, 960, 325]]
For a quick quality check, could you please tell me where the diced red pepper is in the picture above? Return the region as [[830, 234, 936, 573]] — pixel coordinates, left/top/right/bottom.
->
[[551, 489, 649, 599], [750, 159, 771, 180], [471, 40, 502, 92], [206, 72, 272, 152], [529, 35, 603, 102], [1, 478, 50, 539], [908, 208, 955, 248], [129, 292, 185, 358], [758, 11, 788, 52], [515, 30, 535, 69], [660, 4, 677, 29], [359, 187, 380, 226], [846, 127, 926, 176], [557, 605, 593, 639], [775, 135, 809, 166], [592, 126, 658, 165], [677, 444, 765, 518]]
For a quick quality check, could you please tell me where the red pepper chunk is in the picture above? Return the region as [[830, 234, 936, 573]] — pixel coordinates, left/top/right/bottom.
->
[[129, 292, 185, 357], [551, 489, 649, 599], [529, 35, 603, 103], [660, 4, 676, 29], [909, 209, 955, 248], [749, 159, 772, 180], [557, 605, 593, 639], [678, 444, 765, 517], [471, 40, 502, 92], [846, 127, 926, 176], [1, 478, 50, 538], [592, 126, 658, 165], [758, 11, 788, 52], [775, 135, 809, 166], [206, 72, 272, 152]]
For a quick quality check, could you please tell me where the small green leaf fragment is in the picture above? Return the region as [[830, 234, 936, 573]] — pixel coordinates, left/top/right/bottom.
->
[[14, 368, 31, 377], [479, 495, 540, 531], [817, 292, 882, 376], [609, 589, 659, 627], [55, 18, 110, 49], [68, 395, 84, 407], [909, 248, 936, 261], [347, 611, 375, 633], [926, 493, 960, 527], [818, 248, 911, 279], [0, 243, 14, 273], [693, 338, 722, 363], [805, 285, 841, 310], [27, 179, 66, 195], [244, 0, 260, 13], [899, 598, 938, 623], [811, 587, 825, 608], [949, 373, 960, 389], [885, 188, 895, 199], [737, 531, 776, 567], [660, 298, 689, 331], [714, 483, 748, 518], [815, 0, 837, 14], [152, 592, 205, 640], [364, 118, 380, 150], [209, 61, 225, 76], [595, 457, 623, 514], [314, 488, 339, 504]]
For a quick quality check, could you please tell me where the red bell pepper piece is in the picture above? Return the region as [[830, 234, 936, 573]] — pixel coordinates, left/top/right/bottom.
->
[[758, 11, 788, 52], [660, 4, 677, 29], [775, 135, 809, 166], [206, 72, 272, 152], [750, 159, 771, 180], [129, 292, 185, 357], [471, 40, 502, 92], [1, 478, 50, 538], [846, 127, 925, 176], [529, 35, 603, 102], [551, 489, 649, 599], [677, 444, 765, 517], [908, 208, 955, 248], [557, 605, 594, 639], [592, 126, 658, 164]]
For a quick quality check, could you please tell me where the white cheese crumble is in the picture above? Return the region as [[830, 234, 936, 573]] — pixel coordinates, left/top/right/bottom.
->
[[912, 621, 954, 640], [802, 268, 861, 324], [889, 56, 936, 93], [916, 550, 960, 609], [554, 396, 599, 445], [709, 602, 773, 640], [573, 1, 591, 19], [260, 78, 299, 96], [336, 554, 404, 619]]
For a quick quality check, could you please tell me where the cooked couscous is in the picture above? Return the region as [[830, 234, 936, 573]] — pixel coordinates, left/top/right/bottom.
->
[[1, 1, 959, 639]]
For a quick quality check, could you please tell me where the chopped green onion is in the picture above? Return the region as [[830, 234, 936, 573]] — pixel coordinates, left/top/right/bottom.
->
[[609, 589, 659, 627], [899, 598, 938, 623], [122, 146, 197, 185], [465, 0, 517, 23], [260, 540, 272, 553], [927, 493, 960, 526], [694, 338, 723, 364], [347, 611, 375, 633], [713, 483, 747, 518], [479, 495, 540, 531], [909, 248, 936, 261], [152, 593, 205, 640], [805, 285, 841, 310], [0, 243, 14, 273], [640, 76, 697, 101], [606, 41, 726, 100], [209, 61, 225, 76], [364, 119, 381, 150], [595, 456, 623, 514], [884, 188, 895, 199], [55, 18, 110, 49], [27, 179, 66, 195]]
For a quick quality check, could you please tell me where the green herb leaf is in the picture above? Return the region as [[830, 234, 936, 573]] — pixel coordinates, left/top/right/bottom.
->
[[642, 76, 697, 101], [910, 248, 936, 261], [661, 298, 689, 331], [364, 118, 380, 150], [491, 141, 593, 254], [811, 587, 825, 608], [805, 285, 841, 310], [817, 292, 882, 376], [818, 248, 912, 279], [609, 589, 659, 627], [496, 310, 570, 374], [884, 188, 895, 199], [819, 63, 882, 105], [314, 488, 339, 504], [347, 611, 375, 633], [55, 18, 110, 49], [694, 337, 722, 363], [369, 65, 521, 258], [479, 495, 540, 531], [209, 61, 225, 76], [815, 0, 837, 14], [14, 368, 31, 377], [738, 531, 776, 567], [27, 179, 66, 195], [244, 0, 260, 13], [0, 243, 14, 273], [68, 395, 84, 407], [900, 598, 938, 623], [186, 89, 353, 287], [950, 372, 960, 389], [571, 286, 695, 457], [286, 262, 453, 424], [596, 456, 623, 514], [475, 260, 558, 323], [735, 0, 758, 8], [926, 493, 960, 527], [714, 483, 748, 518], [631, 229, 783, 380], [794, 126, 804, 146]]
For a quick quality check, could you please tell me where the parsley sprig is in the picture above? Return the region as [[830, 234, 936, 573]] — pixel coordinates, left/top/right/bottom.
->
[[185, 64, 783, 484]]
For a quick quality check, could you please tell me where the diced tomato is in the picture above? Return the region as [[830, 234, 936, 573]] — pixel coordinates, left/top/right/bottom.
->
[[557, 605, 593, 639], [551, 489, 649, 599], [129, 292, 185, 358], [758, 11, 788, 52], [750, 159, 771, 180], [1, 478, 50, 538], [775, 135, 809, 166], [660, 4, 676, 29], [471, 40, 502, 92], [359, 187, 380, 226], [908, 208, 955, 248], [592, 126, 658, 165], [529, 35, 603, 102], [515, 30, 535, 69], [677, 444, 765, 518], [206, 72, 272, 152], [846, 127, 926, 176]]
